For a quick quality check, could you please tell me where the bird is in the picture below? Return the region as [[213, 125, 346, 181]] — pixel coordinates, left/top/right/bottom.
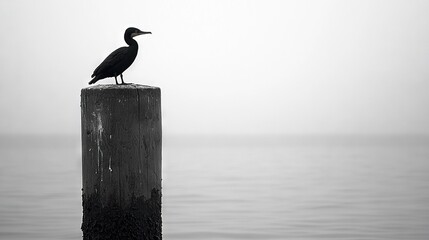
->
[[89, 27, 151, 85]]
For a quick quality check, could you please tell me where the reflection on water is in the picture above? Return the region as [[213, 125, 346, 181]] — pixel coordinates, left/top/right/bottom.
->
[[0, 135, 428, 239]]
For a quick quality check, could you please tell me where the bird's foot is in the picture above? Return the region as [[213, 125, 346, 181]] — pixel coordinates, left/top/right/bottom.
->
[[119, 82, 132, 85]]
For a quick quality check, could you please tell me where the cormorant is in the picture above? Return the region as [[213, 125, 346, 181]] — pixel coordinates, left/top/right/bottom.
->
[[89, 27, 151, 85]]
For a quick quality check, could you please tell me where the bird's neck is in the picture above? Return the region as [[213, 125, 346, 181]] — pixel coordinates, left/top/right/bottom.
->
[[125, 37, 138, 47]]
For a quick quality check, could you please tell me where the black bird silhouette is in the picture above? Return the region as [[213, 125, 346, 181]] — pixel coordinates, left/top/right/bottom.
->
[[89, 27, 151, 85]]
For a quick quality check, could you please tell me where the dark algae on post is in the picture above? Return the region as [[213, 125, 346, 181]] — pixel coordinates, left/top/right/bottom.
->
[[82, 188, 162, 240]]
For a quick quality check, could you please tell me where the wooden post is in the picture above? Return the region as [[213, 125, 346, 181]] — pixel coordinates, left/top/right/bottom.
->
[[80, 84, 162, 240]]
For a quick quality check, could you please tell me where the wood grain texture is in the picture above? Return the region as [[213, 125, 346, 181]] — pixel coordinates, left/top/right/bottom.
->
[[81, 84, 162, 239]]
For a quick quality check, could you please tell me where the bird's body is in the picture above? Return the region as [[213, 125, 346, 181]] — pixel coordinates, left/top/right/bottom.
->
[[90, 46, 138, 84], [89, 27, 151, 85]]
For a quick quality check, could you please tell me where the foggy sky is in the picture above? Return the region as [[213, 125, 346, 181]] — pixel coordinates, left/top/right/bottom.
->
[[0, 0, 429, 136]]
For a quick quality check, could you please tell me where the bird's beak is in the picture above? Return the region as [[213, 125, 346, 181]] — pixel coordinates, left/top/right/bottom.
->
[[131, 31, 152, 37]]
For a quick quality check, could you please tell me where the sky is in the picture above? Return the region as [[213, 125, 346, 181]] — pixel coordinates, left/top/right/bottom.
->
[[0, 0, 428, 136]]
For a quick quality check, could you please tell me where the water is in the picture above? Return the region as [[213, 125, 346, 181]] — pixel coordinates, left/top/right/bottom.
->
[[1, 135, 428, 239]]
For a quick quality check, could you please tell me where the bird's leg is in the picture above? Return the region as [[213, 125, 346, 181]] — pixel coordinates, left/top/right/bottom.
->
[[120, 74, 130, 85], [114, 76, 119, 85]]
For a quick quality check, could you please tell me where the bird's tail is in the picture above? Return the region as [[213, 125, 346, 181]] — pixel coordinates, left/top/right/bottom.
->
[[88, 76, 99, 85]]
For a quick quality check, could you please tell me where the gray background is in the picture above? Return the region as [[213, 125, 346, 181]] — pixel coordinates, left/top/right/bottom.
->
[[1, 0, 429, 137]]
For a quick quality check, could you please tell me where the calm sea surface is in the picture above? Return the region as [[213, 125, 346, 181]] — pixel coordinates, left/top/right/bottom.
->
[[0, 135, 428, 239]]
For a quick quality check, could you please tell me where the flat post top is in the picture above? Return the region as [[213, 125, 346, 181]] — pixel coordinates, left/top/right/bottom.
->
[[82, 83, 160, 91]]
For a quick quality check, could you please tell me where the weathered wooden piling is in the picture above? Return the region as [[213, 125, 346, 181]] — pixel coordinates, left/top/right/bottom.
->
[[81, 84, 162, 239]]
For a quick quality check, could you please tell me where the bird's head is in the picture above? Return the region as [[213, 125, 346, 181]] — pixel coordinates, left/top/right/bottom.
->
[[125, 27, 152, 38]]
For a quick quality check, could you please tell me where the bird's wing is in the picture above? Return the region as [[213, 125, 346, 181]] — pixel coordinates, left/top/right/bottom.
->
[[92, 47, 128, 77]]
